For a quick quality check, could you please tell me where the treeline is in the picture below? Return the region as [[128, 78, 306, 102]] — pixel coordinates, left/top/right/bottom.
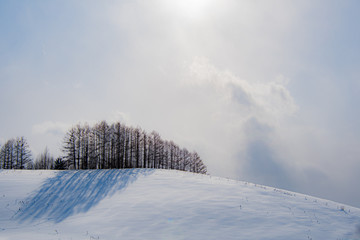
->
[[62, 121, 207, 174], [0, 138, 65, 170], [0, 137, 32, 169], [0, 121, 207, 174]]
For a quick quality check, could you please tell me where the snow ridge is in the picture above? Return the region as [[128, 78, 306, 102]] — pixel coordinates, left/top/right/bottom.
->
[[1, 169, 360, 240]]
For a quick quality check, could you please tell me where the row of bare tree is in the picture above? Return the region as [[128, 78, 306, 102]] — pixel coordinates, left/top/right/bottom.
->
[[62, 121, 207, 174], [0, 121, 207, 174], [0, 137, 32, 169], [0, 138, 64, 170]]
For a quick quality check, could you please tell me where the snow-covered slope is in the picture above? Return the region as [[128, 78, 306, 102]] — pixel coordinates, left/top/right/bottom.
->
[[0, 169, 359, 240]]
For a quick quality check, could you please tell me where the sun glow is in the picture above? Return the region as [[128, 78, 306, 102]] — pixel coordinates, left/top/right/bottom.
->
[[161, 0, 215, 20]]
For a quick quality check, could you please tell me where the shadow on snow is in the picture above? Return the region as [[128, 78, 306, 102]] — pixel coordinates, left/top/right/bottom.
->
[[16, 169, 154, 223]]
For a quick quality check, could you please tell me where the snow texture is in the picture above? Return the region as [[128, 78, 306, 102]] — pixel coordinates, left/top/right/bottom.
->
[[1, 169, 360, 240]]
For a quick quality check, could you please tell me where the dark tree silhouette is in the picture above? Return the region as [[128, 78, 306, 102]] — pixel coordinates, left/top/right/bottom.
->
[[0, 137, 32, 169], [61, 121, 207, 174], [54, 157, 67, 170]]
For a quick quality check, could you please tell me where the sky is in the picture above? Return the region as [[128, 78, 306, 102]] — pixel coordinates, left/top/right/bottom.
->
[[0, 0, 360, 207]]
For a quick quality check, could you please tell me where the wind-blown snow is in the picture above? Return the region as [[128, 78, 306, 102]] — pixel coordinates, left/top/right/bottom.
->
[[1, 169, 359, 240]]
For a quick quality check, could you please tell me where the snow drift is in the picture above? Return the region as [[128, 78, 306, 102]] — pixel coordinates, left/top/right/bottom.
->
[[1, 169, 360, 240]]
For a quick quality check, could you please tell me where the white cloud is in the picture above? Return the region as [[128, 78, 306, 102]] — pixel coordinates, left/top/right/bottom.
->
[[185, 57, 297, 126], [107, 111, 131, 125], [172, 57, 301, 184], [32, 121, 70, 136], [181, 57, 360, 201]]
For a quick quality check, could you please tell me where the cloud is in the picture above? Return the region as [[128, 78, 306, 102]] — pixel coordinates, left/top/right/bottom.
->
[[244, 140, 294, 189], [107, 111, 131, 125], [32, 121, 70, 136], [179, 57, 300, 188], [185, 57, 297, 126], [241, 118, 295, 189]]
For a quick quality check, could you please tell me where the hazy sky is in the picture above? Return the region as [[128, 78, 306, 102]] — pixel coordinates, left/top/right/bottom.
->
[[1, 0, 360, 207]]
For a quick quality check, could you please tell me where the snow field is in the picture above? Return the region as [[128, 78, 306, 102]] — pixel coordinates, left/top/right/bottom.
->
[[1, 169, 360, 240]]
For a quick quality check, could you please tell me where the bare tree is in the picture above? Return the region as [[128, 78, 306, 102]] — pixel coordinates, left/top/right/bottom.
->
[[95, 121, 110, 169], [14, 137, 32, 169], [0, 139, 15, 169], [63, 127, 76, 169], [34, 147, 54, 170]]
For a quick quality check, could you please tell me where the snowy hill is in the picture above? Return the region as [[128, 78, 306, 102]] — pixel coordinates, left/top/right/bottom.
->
[[1, 169, 360, 240]]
